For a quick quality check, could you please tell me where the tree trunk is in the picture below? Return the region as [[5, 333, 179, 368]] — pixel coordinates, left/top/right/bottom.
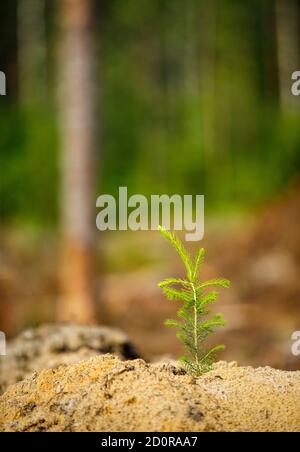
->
[[17, 0, 47, 105], [57, 0, 98, 324], [275, 0, 300, 113]]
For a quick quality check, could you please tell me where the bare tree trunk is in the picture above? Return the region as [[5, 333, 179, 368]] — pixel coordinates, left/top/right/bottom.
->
[[18, 0, 47, 105], [198, 0, 217, 162], [57, 0, 98, 324], [275, 0, 300, 113]]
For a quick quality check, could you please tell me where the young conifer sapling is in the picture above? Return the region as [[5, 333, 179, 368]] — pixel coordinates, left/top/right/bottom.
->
[[158, 226, 230, 376]]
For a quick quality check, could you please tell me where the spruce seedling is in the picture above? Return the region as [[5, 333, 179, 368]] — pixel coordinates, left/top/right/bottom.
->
[[158, 226, 230, 376]]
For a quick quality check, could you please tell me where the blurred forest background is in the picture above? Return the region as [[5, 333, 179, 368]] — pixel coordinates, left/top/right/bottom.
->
[[1, 0, 300, 369]]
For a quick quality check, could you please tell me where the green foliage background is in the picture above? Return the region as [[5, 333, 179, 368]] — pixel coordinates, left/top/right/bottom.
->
[[1, 0, 300, 225]]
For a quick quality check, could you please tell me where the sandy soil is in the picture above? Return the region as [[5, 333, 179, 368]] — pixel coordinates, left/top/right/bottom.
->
[[0, 324, 139, 395], [0, 354, 299, 432]]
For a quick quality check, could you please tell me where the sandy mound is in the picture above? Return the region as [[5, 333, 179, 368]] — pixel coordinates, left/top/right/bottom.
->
[[0, 354, 299, 432], [0, 325, 139, 395]]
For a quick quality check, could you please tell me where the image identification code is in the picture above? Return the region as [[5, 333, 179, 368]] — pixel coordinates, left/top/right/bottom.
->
[[100, 436, 198, 449]]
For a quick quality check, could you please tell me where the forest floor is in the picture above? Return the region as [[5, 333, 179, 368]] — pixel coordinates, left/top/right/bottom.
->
[[1, 354, 300, 432], [1, 181, 300, 369], [0, 324, 139, 395], [1, 178, 300, 433]]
